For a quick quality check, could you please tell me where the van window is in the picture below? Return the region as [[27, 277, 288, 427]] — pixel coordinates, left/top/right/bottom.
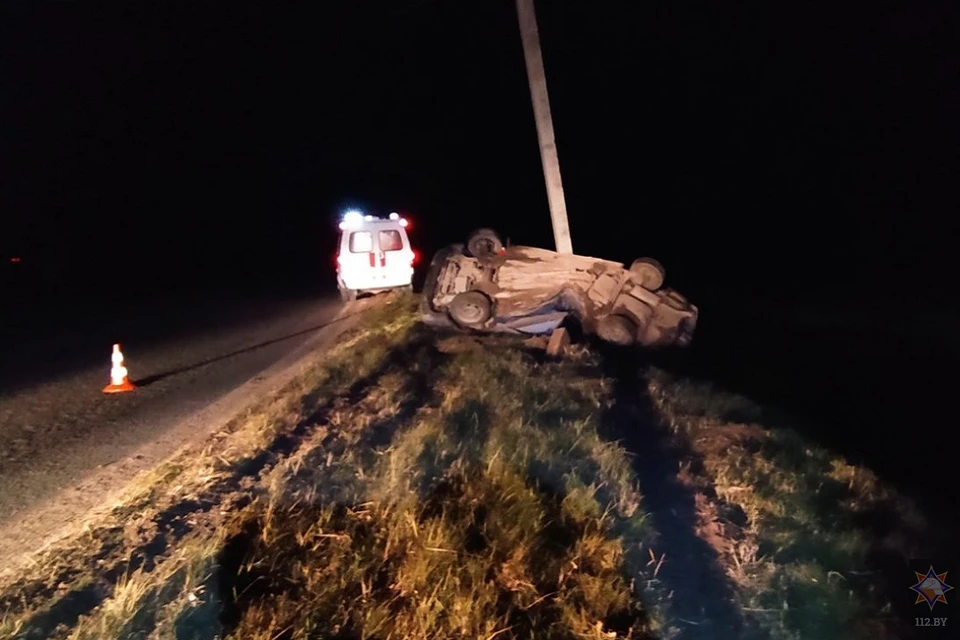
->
[[379, 230, 404, 252], [349, 231, 373, 253]]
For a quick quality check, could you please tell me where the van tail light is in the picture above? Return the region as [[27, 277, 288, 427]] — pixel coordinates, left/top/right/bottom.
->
[[335, 254, 342, 266], [411, 250, 419, 266]]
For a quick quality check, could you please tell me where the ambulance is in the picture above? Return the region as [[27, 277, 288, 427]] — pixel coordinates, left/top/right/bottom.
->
[[335, 210, 417, 301]]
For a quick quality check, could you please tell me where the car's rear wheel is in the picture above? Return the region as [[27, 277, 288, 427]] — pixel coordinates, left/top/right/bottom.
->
[[448, 291, 493, 328], [465, 228, 503, 258], [629, 257, 666, 290], [596, 314, 637, 346], [339, 287, 357, 302]]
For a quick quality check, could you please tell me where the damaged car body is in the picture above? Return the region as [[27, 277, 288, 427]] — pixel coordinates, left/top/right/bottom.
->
[[420, 228, 698, 347]]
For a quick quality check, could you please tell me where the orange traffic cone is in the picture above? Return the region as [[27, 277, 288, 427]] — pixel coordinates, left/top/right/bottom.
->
[[103, 344, 136, 393]]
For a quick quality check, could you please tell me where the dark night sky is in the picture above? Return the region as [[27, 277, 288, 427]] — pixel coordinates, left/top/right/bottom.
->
[[2, 0, 958, 304]]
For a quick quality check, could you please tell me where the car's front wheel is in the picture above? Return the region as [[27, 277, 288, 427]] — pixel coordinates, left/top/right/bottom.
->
[[596, 314, 637, 346], [465, 228, 503, 258], [629, 257, 666, 290], [448, 290, 493, 328]]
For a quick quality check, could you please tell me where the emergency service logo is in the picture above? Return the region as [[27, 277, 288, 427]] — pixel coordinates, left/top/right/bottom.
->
[[910, 565, 954, 611]]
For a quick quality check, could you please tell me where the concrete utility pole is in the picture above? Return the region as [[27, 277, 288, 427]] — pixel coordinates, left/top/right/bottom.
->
[[515, 0, 573, 254]]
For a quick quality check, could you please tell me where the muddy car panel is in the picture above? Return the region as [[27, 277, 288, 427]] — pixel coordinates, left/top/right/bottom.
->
[[421, 242, 698, 347]]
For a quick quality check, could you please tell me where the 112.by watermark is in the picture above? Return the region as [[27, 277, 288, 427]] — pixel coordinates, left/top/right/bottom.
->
[[910, 560, 954, 632], [914, 617, 948, 628]]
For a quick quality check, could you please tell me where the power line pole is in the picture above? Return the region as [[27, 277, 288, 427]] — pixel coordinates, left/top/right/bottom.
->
[[515, 0, 573, 254]]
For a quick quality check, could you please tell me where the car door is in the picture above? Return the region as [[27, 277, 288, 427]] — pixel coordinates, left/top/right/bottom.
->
[[342, 228, 375, 281], [378, 228, 415, 281]]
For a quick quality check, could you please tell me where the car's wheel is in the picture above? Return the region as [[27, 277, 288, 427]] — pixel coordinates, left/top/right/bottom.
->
[[465, 228, 503, 258], [596, 314, 637, 346], [339, 287, 357, 302], [448, 291, 493, 328], [629, 257, 666, 290]]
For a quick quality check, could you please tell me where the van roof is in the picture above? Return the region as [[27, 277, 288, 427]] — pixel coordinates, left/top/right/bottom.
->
[[356, 218, 403, 225], [340, 218, 409, 231]]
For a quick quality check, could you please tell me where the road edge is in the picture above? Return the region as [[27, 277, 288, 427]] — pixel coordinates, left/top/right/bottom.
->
[[0, 300, 370, 578]]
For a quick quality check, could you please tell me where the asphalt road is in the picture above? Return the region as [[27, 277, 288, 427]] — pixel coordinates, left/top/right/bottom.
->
[[0, 291, 365, 571]]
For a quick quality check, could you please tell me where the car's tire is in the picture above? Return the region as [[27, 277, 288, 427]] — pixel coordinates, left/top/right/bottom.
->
[[465, 228, 503, 258], [596, 314, 637, 346], [448, 290, 493, 328], [629, 257, 666, 290], [339, 287, 357, 302]]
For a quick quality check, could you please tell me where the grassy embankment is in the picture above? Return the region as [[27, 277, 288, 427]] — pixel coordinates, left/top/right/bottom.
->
[[0, 292, 928, 639], [644, 369, 928, 640]]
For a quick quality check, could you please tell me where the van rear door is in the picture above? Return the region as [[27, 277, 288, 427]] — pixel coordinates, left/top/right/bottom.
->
[[341, 229, 376, 278], [377, 228, 412, 274]]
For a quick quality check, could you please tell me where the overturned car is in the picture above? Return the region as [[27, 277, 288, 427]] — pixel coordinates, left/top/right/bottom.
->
[[420, 229, 698, 347]]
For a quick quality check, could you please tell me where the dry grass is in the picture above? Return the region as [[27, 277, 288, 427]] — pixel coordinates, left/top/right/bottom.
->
[[201, 339, 656, 640], [645, 368, 928, 640]]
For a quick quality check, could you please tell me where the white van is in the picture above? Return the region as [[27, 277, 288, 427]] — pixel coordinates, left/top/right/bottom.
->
[[335, 211, 417, 301]]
